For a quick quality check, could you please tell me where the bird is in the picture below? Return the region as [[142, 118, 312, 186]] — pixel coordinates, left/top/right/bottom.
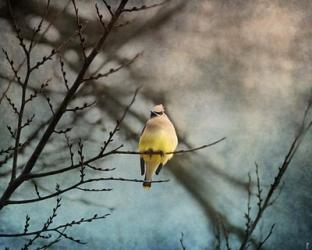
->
[[138, 104, 178, 189]]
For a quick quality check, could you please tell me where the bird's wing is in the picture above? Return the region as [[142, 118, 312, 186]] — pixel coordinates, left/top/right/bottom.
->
[[155, 163, 163, 175], [139, 124, 146, 175], [140, 157, 145, 176]]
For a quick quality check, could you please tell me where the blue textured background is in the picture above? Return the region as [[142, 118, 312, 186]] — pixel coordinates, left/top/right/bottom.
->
[[0, 0, 312, 249]]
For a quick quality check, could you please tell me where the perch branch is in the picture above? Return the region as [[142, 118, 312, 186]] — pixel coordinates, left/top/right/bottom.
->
[[27, 137, 225, 180]]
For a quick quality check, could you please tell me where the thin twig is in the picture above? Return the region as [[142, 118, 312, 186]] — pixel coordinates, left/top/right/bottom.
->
[[102, 0, 114, 17], [122, 0, 169, 13], [95, 3, 107, 30], [256, 224, 275, 250], [214, 222, 221, 250], [221, 220, 231, 250], [255, 162, 262, 211], [71, 0, 87, 60], [180, 232, 186, 250], [82, 53, 142, 82]]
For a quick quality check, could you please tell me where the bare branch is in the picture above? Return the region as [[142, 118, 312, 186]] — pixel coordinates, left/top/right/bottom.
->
[[42, 93, 55, 115], [214, 221, 221, 250], [27, 137, 225, 180], [20, 197, 62, 249], [23, 214, 31, 234], [54, 127, 72, 134], [32, 181, 41, 199], [122, 0, 169, 13], [95, 3, 107, 30], [267, 181, 285, 207], [82, 53, 142, 82], [35, 237, 62, 250], [76, 187, 112, 192], [4, 94, 19, 115], [65, 101, 96, 112], [180, 232, 186, 250], [54, 229, 86, 245], [255, 162, 262, 211], [6, 177, 169, 205], [239, 97, 312, 250], [7, 5, 34, 182], [86, 163, 115, 172], [64, 133, 74, 167], [0, 118, 51, 170], [0, 0, 70, 106], [7, 125, 16, 139], [59, 57, 70, 90], [30, 49, 56, 72], [0, 155, 11, 168], [71, 0, 87, 60], [2, 48, 23, 86], [114, 137, 226, 155], [243, 172, 252, 244], [256, 224, 275, 250], [78, 139, 85, 181], [25, 79, 50, 104], [0, 145, 15, 156], [0, 1, 130, 210], [21, 114, 35, 129], [0, 79, 14, 105], [102, 0, 114, 17], [28, 0, 51, 52], [99, 87, 141, 155], [221, 220, 231, 250], [7, 0, 28, 56]]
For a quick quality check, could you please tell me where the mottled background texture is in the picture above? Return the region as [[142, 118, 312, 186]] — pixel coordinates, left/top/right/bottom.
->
[[0, 0, 311, 249]]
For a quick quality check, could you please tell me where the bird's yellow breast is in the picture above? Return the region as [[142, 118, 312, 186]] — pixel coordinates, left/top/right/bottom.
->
[[139, 128, 175, 165]]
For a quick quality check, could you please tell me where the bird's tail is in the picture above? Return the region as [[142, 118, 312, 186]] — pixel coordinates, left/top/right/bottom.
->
[[143, 180, 151, 189], [143, 162, 158, 189]]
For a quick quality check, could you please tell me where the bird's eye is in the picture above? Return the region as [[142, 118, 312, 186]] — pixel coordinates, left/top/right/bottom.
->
[[150, 111, 164, 118]]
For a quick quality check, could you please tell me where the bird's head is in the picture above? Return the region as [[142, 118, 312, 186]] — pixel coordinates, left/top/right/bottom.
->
[[150, 104, 165, 118]]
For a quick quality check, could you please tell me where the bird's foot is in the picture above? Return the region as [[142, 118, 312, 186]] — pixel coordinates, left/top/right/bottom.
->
[[159, 150, 165, 157], [147, 148, 154, 159]]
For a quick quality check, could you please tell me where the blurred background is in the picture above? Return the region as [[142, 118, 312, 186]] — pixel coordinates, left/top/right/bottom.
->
[[0, 0, 311, 249]]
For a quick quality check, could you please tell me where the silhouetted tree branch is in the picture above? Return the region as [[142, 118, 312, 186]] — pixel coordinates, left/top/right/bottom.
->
[[182, 95, 311, 249], [180, 232, 186, 250], [239, 95, 312, 249], [0, 1, 224, 248]]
